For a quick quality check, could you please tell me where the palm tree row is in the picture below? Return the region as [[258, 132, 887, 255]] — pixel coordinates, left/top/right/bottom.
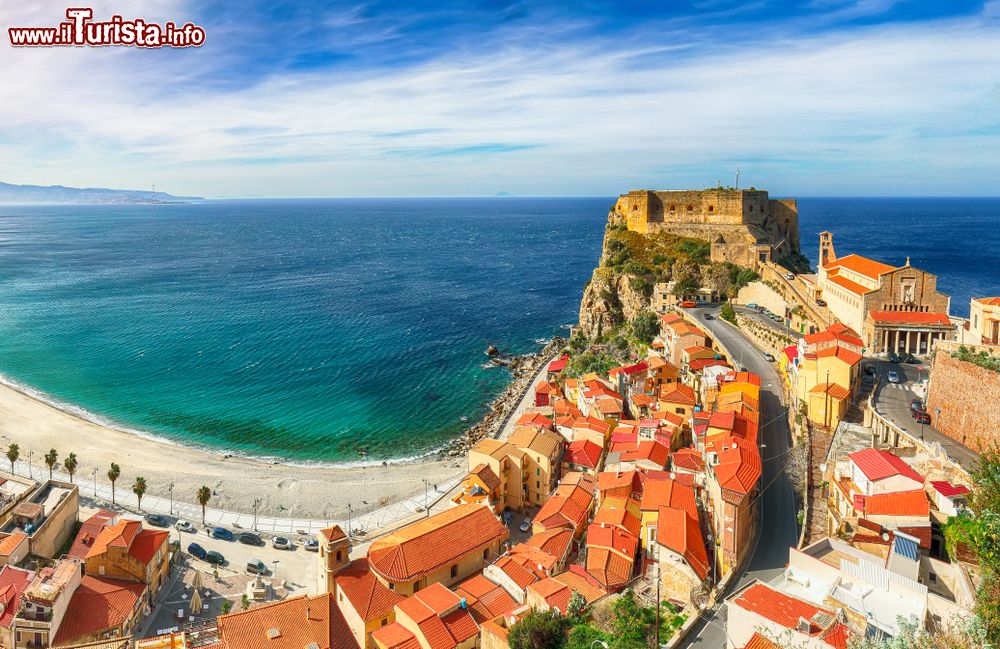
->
[[4, 444, 213, 521]]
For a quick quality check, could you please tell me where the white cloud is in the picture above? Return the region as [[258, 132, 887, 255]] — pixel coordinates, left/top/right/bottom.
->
[[1, 5, 999, 196]]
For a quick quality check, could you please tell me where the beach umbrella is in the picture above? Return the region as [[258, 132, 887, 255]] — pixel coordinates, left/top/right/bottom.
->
[[189, 587, 202, 614], [192, 570, 203, 590]]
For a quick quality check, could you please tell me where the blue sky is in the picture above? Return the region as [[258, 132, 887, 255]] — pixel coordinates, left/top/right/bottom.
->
[[1, 0, 998, 197]]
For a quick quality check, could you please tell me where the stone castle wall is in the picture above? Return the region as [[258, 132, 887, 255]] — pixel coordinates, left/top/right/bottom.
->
[[925, 342, 1000, 453]]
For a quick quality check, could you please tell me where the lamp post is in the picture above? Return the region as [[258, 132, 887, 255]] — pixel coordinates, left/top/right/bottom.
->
[[27, 450, 33, 480], [252, 498, 262, 531], [272, 560, 279, 581], [347, 503, 352, 539], [423, 479, 429, 518], [168, 482, 174, 516], [92, 468, 98, 497]]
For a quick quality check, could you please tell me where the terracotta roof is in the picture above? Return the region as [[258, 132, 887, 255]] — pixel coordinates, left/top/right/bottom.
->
[[743, 632, 779, 649], [631, 393, 656, 407], [510, 426, 563, 458], [560, 471, 598, 495], [217, 592, 358, 649], [528, 567, 607, 611], [660, 313, 683, 325], [533, 483, 594, 531], [826, 274, 872, 296], [849, 448, 924, 483], [0, 565, 32, 629], [609, 361, 648, 377], [52, 576, 146, 646], [656, 506, 709, 580], [572, 416, 611, 436], [808, 382, 851, 401], [708, 411, 736, 431], [854, 489, 929, 517], [869, 311, 952, 326], [823, 253, 896, 279], [591, 499, 642, 538], [594, 396, 623, 415], [722, 371, 761, 387], [585, 544, 636, 591], [712, 437, 761, 496], [492, 554, 543, 589], [732, 582, 833, 636], [597, 470, 641, 496], [469, 439, 525, 462], [671, 448, 705, 473], [336, 558, 405, 620], [660, 385, 696, 405], [521, 527, 573, 562], [371, 623, 421, 649], [320, 525, 347, 543], [930, 481, 971, 498], [639, 478, 696, 517], [84, 518, 167, 568], [516, 412, 554, 428], [453, 574, 518, 624], [470, 463, 502, 492], [0, 532, 27, 557], [609, 440, 670, 469], [815, 346, 863, 365], [783, 345, 799, 363], [565, 440, 602, 469], [68, 510, 117, 561], [974, 297, 1000, 306]]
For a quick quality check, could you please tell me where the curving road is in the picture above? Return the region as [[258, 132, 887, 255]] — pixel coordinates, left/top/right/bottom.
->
[[679, 303, 800, 649]]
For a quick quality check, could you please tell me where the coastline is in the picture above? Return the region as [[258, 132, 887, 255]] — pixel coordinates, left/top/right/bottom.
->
[[0, 342, 561, 520]]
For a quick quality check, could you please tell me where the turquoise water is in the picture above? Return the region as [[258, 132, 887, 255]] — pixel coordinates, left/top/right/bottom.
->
[[0, 199, 607, 463], [0, 197, 996, 463]]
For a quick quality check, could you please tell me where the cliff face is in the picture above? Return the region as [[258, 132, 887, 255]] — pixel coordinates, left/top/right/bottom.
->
[[577, 222, 653, 338]]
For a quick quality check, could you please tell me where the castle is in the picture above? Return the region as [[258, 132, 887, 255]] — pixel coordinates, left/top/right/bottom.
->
[[611, 188, 800, 268]]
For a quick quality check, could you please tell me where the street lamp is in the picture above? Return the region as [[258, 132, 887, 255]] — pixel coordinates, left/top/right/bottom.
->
[[168, 482, 174, 516], [92, 468, 98, 497], [252, 498, 262, 531], [272, 560, 279, 581], [26, 450, 32, 480]]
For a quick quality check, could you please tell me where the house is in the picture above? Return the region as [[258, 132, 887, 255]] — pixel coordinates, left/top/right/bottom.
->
[[0, 533, 28, 568], [79, 517, 170, 605], [531, 478, 595, 538], [534, 380, 558, 407], [670, 448, 705, 481], [13, 559, 81, 648], [452, 574, 518, 624], [725, 581, 852, 649], [547, 356, 569, 380], [604, 440, 670, 473], [516, 413, 554, 430], [511, 527, 575, 576], [367, 504, 508, 596], [661, 320, 708, 367], [468, 440, 527, 511], [646, 356, 680, 392], [334, 558, 404, 649], [524, 566, 606, 612], [51, 576, 147, 647], [638, 477, 697, 552], [596, 470, 642, 503], [0, 565, 33, 649], [658, 385, 697, 419], [453, 464, 505, 513], [569, 416, 612, 448], [216, 593, 358, 649], [562, 440, 603, 475], [370, 582, 479, 649], [792, 332, 861, 428], [929, 481, 970, 516], [705, 437, 761, 575], [656, 505, 710, 602], [509, 426, 564, 507], [585, 522, 640, 592], [0, 480, 79, 560]]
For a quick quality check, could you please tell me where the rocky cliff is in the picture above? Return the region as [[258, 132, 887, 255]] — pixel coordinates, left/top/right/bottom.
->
[[578, 265, 652, 338]]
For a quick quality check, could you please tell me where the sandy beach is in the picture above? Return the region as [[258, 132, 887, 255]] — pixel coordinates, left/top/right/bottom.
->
[[0, 380, 463, 519]]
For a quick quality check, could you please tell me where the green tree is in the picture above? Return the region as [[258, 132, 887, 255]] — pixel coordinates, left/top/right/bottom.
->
[[63, 453, 78, 483], [508, 609, 567, 649], [720, 302, 737, 325], [241, 593, 251, 611], [565, 624, 607, 649], [609, 590, 656, 648], [630, 311, 660, 345], [133, 476, 147, 511], [108, 463, 121, 505], [221, 600, 232, 615], [197, 486, 212, 525], [44, 448, 58, 479], [566, 590, 587, 622], [5, 443, 19, 475]]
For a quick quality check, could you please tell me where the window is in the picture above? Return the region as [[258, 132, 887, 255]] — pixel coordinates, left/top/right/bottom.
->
[[708, 205, 715, 213], [929, 572, 938, 583], [450, 564, 458, 578], [686, 205, 693, 212], [536, 480, 540, 488], [669, 204, 676, 212], [381, 618, 389, 626], [335, 549, 342, 562], [388, 583, 394, 591], [536, 468, 540, 476], [483, 548, 489, 560], [675, 407, 684, 414]]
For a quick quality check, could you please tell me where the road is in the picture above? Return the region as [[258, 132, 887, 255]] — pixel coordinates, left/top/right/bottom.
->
[[679, 304, 800, 649], [734, 304, 803, 343], [870, 360, 979, 471]]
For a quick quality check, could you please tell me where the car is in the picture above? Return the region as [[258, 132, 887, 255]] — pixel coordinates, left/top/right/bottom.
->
[[519, 518, 532, 533], [144, 514, 168, 528], [304, 538, 320, 552], [903, 353, 918, 364], [205, 550, 226, 566], [246, 559, 268, 575], [680, 300, 697, 308], [771, 314, 783, 322], [915, 412, 932, 424], [887, 352, 902, 363], [175, 519, 196, 533], [209, 527, 234, 541], [272, 536, 293, 550], [747, 303, 758, 310], [756, 306, 766, 313], [863, 364, 876, 376], [887, 371, 901, 384], [784, 272, 795, 281], [238, 533, 263, 546], [703, 313, 714, 320], [910, 398, 924, 412], [187, 543, 207, 560], [816, 299, 827, 307], [911, 408, 926, 420], [762, 352, 776, 363]]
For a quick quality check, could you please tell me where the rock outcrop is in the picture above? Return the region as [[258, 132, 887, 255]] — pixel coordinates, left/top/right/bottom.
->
[[578, 267, 651, 338]]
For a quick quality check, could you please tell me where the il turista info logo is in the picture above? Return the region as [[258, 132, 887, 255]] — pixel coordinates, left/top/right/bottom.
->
[[8, 7, 206, 47]]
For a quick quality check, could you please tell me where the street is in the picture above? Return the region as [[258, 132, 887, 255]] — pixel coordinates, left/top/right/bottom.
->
[[677, 303, 800, 649]]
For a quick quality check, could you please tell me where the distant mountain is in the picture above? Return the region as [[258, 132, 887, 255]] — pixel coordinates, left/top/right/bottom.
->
[[0, 181, 202, 205], [494, 190, 514, 197]]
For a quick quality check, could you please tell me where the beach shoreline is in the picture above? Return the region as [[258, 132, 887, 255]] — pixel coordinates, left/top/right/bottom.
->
[[0, 343, 560, 520]]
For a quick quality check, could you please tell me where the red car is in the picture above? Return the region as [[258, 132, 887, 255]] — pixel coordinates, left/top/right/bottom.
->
[[915, 412, 931, 424], [680, 300, 697, 308]]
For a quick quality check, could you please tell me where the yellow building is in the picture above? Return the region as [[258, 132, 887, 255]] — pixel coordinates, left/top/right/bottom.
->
[[794, 345, 860, 429], [335, 557, 403, 649], [467, 439, 527, 511], [367, 504, 508, 596], [82, 519, 170, 607], [969, 297, 1000, 346], [806, 383, 850, 429], [371, 582, 479, 649], [508, 426, 563, 507], [452, 464, 504, 513]]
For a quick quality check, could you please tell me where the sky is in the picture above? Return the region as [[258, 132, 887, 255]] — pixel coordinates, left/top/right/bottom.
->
[[1, 1, 999, 198]]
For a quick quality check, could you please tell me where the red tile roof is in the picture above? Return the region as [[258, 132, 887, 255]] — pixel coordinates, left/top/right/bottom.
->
[[336, 558, 405, 621], [565, 439, 603, 469], [712, 437, 761, 496], [517, 412, 554, 428], [52, 576, 146, 646], [521, 527, 573, 563], [656, 506, 709, 580], [824, 253, 896, 279], [660, 385, 696, 405], [783, 345, 798, 363], [372, 622, 422, 649], [974, 297, 1000, 306], [869, 311, 952, 326], [827, 274, 872, 296], [129, 529, 169, 565], [732, 582, 834, 636], [591, 499, 642, 538], [320, 525, 347, 543], [609, 361, 649, 377], [528, 567, 607, 611], [930, 481, 971, 498], [68, 510, 117, 561], [808, 382, 851, 401], [548, 357, 568, 373], [743, 632, 779, 649], [671, 448, 705, 473], [533, 482, 595, 531], [815, 346, 863, 365], [585, 544, 636, 591], [708, 411, 736, 431], [597, 470, 642, 496], [849, 448, 924, 483], [219, 592, 358, 649], [453, 575, 518, 624], [688, 358, 730, 371], [639, 478, 696, 516], [82, 517, 167, 568], [0, 566, 32, 629], [610, 439, 670, 469], [368, 504, 508, 583], [853, 489, 930, 517], [492, 554, 543, 589]]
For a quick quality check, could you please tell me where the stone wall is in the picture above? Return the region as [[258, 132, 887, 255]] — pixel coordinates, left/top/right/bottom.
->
[[925, 343, 1000, 453], [736, 281, 789, 317], [733, 312, 798, 360], [863, 264, 951, 315]]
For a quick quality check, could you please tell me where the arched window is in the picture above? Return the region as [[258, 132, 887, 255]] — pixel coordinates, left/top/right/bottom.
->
[[335, 549, 342, 563], [450, 565, 458, 578]]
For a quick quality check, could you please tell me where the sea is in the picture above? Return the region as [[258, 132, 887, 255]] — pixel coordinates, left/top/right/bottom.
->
[[0, 197, 996, 463]]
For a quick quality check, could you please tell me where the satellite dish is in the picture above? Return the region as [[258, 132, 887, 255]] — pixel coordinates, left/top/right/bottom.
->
[[881, 531, 889, 541]]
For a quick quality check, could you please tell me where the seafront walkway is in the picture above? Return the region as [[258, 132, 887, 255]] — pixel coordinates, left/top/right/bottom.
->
[[3, 354, 555, 537]]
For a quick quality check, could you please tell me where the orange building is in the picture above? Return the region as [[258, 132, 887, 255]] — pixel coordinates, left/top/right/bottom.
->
[[77, 516, 170, 607], [217, 593, 358, 649]]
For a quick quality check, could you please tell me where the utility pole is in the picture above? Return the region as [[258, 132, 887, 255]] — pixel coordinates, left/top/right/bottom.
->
[[92, 468, 98, 497]]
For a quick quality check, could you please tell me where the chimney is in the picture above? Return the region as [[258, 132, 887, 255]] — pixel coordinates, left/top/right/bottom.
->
[[797, 617, 812, 634]]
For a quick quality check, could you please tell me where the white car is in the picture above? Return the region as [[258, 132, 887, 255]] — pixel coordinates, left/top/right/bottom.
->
[[272, 536, 293, 550], [887, 371, 901, 384], [175, 519, 196, 533], [519, 518, 531, 533]]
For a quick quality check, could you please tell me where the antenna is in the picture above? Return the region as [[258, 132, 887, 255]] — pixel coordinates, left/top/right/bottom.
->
[[735, 167, 740, 190]]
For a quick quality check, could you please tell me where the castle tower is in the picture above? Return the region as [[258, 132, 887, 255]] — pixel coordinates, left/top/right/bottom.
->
[[317, 524, 352, 593], [819, 231, 837, 268]]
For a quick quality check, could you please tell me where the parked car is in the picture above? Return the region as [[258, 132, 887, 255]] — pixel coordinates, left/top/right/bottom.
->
[[915, 412, 932, 424], [519, 518, 532, 533], [272, 536, 293, 550], [205, 550, 226, 566], [903, 353, 918, 364], [747, 303, 758, 310], [911, 408, 926, 420], [887, 371, 901, 384], [887, 353, 902, 363], [680, 300, 697, 308], [246, 559, 268, 575], [910, 398, 924, 412], [784, 272, 795, 281], [209, 527, 234, 541], [863, 364, 876, 376], [762, 352, 776, 363], [304, 538, 320, 552], [187, 543, 207, 560], [175, 519, 196, 533], [144, 514, 168, 528], [238, 532, 263, 546], [816, 299, 827, 307], [703, 313, 714, 320]]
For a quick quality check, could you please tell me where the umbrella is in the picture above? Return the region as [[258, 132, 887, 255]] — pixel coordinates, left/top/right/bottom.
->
[[192, 570, 203, 590], [189, 587, 202, 614]]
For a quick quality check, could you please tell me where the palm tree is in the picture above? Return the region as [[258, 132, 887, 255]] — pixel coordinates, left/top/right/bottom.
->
[[133, 476, 147, 511], [44, 449, 58, 480], [5, 443, 18, 475], [108, 463, 121, 505], [63, 453, 78, 483], [197, 486, 212, 525]]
